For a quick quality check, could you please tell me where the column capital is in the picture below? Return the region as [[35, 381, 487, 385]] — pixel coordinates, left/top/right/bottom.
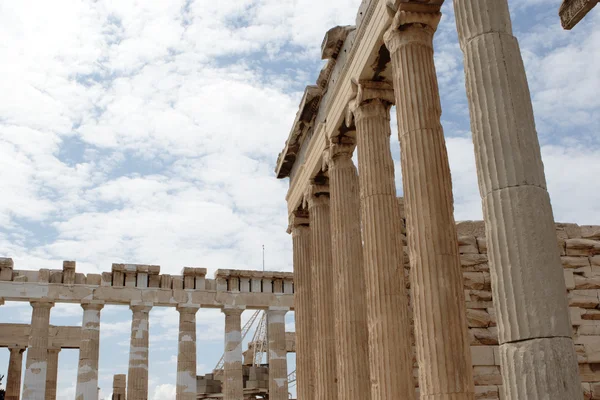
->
[[222, 306, 245, 317], [303, 183, 330, 209], [267, 306, 290, 313], [287, 210, 309, 234], [384, 10, 441, 53], [8, 346, 26, 353], [81, 300, 105, 311], [47, 347, 62, 354], [130, 302, 153, 314], [176, 304, 200, 314], [346, 81, 395, 126], [30, 299, 54, 309]]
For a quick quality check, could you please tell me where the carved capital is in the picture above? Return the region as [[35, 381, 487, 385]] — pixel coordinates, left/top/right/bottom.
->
[[327, 141, 356, 170], [222, 306, 245, 317], [346, 81, 395, 126], [303, 184, 330, 209], [287, 210, 309, 234], [384, 10, 441, 53], [560, 0, 599, 29]]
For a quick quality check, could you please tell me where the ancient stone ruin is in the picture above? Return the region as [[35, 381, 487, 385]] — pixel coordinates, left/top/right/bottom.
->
[[1, 1, 599, 400]]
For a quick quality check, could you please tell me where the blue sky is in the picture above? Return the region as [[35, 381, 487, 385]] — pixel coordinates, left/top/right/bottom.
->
[[0, 0, 598, 398]]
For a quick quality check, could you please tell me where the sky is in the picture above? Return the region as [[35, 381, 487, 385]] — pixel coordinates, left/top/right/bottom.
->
[[0, 0, 598, 398]]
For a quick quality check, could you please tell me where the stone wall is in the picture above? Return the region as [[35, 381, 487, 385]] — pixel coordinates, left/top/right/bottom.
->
[[404, 221, 600, 399]]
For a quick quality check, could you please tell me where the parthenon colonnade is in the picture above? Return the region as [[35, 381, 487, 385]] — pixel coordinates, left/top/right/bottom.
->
[[276, 0, 581, 399], [0, 259, 295, 400]]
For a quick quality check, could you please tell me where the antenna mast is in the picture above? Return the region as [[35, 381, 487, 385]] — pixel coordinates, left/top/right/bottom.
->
[[262, 245, 265, 271]]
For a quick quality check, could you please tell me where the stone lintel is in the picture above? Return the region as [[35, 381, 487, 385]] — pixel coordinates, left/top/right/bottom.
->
[[0, 323, 81, 349], [560, 0, 599, 29]]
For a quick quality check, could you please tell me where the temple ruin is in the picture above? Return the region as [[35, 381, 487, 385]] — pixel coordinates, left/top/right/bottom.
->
[[276, 0, 599, 399], [1, 1, 599, 400]]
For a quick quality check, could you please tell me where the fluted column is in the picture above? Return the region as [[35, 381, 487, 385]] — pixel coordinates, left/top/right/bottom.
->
[[326, 140, 371, 400], [45, 348, 60, 400], [6, 347, 26, 400], [384, 8, 474, 399], [22, 300, 53, 400], [176, 305, 199, 400], [222, 306, 244, 400], [454, 1, 581, 398], [288, 211, 314, 400], [267, 308, 289, 400], [112, 374, 126, 400], [76, 301, 104, 400], [305, 183, 337, 400], [349, 83, 415, 400], [127, 303, 152, 400]]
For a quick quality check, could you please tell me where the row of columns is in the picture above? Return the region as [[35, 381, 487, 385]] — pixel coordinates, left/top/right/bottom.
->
[[1, 299, 288, 400], [1, 300, 102, 400], [290, 1, 580, 399]]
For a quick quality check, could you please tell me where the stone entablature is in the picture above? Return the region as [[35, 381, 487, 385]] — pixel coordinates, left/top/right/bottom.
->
[[215, 269, 294, 294], [0, 261, 294, 310]]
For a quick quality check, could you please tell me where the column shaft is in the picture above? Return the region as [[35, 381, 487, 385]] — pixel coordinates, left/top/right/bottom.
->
[[267, 309, 288, 400], [22, 300, 53, 400], [76, 303, 104, 400], [127, 304, 152, 400], [354, 98, 415, 400], [177, 305, 199, 400], [289, 215, 315, 400], [45, 349, 60, 400], [385, 11, 474, 399], [6, 347, 25, 400], [306, 185, 338, 400], [112, 374, 127, 400], [454, 1, 581, 398], [327, 142, 371, 400], [223, 307, 244, 400]]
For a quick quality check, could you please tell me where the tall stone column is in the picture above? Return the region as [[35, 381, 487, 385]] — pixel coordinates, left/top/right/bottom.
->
[[76, 302, 104, 400], [348, 83, 415, 400], [267, 308, 289, 400], [176, 305, 199, 400], [22, 300, 53, 400], [453, 1, 581, 398], [6, 346, 26, 400], [326, 140, 371, 400], [288, 211, 314, 400], [305, 183, 337, 400], [127, 303, 152, 400], [45, 348, 60, 400], [384, 8, 474, 399], [222, 306, 244, 400]]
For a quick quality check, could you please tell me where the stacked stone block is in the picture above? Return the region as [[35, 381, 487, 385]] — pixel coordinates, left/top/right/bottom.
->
[[401, 221, 600, 399]]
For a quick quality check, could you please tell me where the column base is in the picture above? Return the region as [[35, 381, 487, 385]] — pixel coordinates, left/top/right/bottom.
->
[[499, 337, 581, 400]]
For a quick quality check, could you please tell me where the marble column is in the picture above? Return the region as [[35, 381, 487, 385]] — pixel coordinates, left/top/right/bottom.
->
[[176, 305, 199, 400], [267, 308, 289, 400], [76, 302, 104, 400], [6, 346, 26, 400], [288, 211, 314, 400], [384, 8, 474, 399], [127, 303, 152, 400], [112, 374, 126, 400], [327, 139, 371, 400], [305, 183, 337, 400], [222, 307, 244, 400], [453, 1, 581, 398], [349, 83, 415, 400], [22, 300, 53, 400], [45, 348, 60, 400]]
